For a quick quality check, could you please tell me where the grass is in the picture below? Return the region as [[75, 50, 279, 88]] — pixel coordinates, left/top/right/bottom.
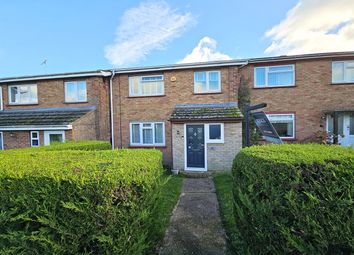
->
[[149, 174, 183, 253], [213, 172, 244, 255]]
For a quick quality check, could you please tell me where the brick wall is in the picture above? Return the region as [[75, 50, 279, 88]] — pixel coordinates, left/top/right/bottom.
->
[[72, 110, 97, 140], [2, 130, 72, 149], [112, 67, 239, 165], [207, 122, 242, 170], [240, 57, 354, 142], [172, 122, 242, 171]]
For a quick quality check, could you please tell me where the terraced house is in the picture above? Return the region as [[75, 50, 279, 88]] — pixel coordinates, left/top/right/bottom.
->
[[1, 51, 353, 171]]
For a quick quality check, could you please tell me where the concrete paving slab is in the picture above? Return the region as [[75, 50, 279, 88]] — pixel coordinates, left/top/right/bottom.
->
[[159, 177, 227, 255]]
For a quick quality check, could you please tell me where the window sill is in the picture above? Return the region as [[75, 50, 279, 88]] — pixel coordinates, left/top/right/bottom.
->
[[193, 92, 222, 95], [253, 85, 296, 89], [128, 95, 165, 98], [7, 103, 39, 106], [331, 82, 354, 86], [64, 101, 88, 104], [129, 145, 167, 148]]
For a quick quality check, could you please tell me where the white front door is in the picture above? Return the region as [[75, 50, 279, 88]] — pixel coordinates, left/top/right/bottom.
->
[[341, 115, 354, 147], [44, 131, 65, 145]]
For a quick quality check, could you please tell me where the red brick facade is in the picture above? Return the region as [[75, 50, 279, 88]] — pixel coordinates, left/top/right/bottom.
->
[[112, 67, 240, 164], [1, 52, 354, 163], [240, 56, 354, 142]]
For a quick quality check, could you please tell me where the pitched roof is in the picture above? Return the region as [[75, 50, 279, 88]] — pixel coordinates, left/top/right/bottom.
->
[[170, 102, 243, 122], [0, 106, 95, 127]]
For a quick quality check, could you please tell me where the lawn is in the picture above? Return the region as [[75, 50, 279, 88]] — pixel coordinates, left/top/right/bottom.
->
[[213, 172, 244, 255], [149, 174, 183, 253]]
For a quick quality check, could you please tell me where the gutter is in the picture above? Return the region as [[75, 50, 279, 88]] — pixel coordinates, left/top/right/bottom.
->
[[0, 125, 72, 131], [109, 70, 116, 150]]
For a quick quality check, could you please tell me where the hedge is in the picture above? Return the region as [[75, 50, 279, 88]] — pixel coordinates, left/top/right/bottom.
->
[[0, 149, 163, 254], [1, 140, 111, 153], [232, 144, 354, 254]]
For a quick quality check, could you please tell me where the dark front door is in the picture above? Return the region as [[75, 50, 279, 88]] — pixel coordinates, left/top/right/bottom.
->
[[186, 125, 205, 169]]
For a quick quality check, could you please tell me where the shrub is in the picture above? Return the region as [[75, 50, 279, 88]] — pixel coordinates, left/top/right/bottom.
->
[[232, 144, 354, 254], [2, 140, 111, 153], [0, 149, 163, 254]]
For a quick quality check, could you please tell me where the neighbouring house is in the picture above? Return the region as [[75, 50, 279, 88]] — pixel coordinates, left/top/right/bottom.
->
[[0, 51, 353, 171], [0, 71, 111, 149]]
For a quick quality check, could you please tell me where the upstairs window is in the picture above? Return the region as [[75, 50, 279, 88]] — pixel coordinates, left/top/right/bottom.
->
[[332, 61, 354, 83], [255, 65, 295, 87], [267, 113, 295, 139], [129, 75, 164, 97], [65, 81, 87, 102], [194, 71, 221, 93], [9, 84, 38, 104], [130, 122, 165, 146]]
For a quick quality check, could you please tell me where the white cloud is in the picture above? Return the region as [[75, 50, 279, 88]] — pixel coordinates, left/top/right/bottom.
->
[[105, 0, 195, 66], [265, 0, 354, 55], [179, 37, 232, 63]]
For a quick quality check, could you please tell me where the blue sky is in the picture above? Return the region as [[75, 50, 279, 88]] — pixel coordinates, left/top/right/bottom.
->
[[1, 0, 354, 77]]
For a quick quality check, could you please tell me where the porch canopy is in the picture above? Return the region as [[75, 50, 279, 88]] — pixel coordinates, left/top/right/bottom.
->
[[170, 102, 243, 123], [0, 106, 95, 130]]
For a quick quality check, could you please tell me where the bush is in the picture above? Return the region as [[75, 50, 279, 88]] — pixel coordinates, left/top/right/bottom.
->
[[0, 149, 163, 254], [2, 140, 111, 153], [232, 144, 354, 254]]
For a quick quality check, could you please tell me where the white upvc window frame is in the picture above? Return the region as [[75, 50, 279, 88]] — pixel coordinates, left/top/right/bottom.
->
[[8, 84, 38, 105], [0, 132, 3, 150], [129, 75, 164, 97], [194, 70, 221, 93], [206, 123, 224, 143], [130, 122, 165, 146], [254, 65, 295, 88], [266, 113, 295, 139], [64, 81, 87, 103], [30, 131, 40, 147], [332, 61, 354, 84], [0, 86, 3, 110]]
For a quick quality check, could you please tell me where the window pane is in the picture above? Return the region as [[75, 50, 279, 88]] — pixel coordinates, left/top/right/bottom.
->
[[31, 132, 38, 139], [268, 71, 293, 86], [209, 72, 220, 91], [338, 115, 344, 136], [255, 68, 266, 86], [345, 65, 354, 82], [154, 123, 163, 143], [195, 72, 207, 92], [209, 124, 221, 140], [327, 115, 334, 134], [32, 140, 39, 146], [350, 115, 354, 135], [49, 134, 63, 143], [268, 114, 294, 138], [129, 77, 140, 95], [333, 62, 344, 82], [29, 85, 38, 103], [66, 83, 77, 101], [78, 81, 87, 101], [10, 87, 18, 102], [143, 129, 153, 144], [269, 66, 293, 72], [132, 124, 140, 143]]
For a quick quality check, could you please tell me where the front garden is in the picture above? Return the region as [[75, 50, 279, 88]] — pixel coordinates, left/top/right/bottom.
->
[[0, 141, 182, 254], [215, 144, 354, 254]]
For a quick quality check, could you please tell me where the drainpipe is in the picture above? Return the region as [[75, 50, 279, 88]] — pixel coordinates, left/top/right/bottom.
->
[[109, 70, 116, 150]]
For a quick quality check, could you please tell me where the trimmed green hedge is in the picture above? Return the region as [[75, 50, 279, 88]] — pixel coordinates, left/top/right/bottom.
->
[[2, 140, 111, 153], [232, 144, 354, 254], [0, 149, 163, 254]]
